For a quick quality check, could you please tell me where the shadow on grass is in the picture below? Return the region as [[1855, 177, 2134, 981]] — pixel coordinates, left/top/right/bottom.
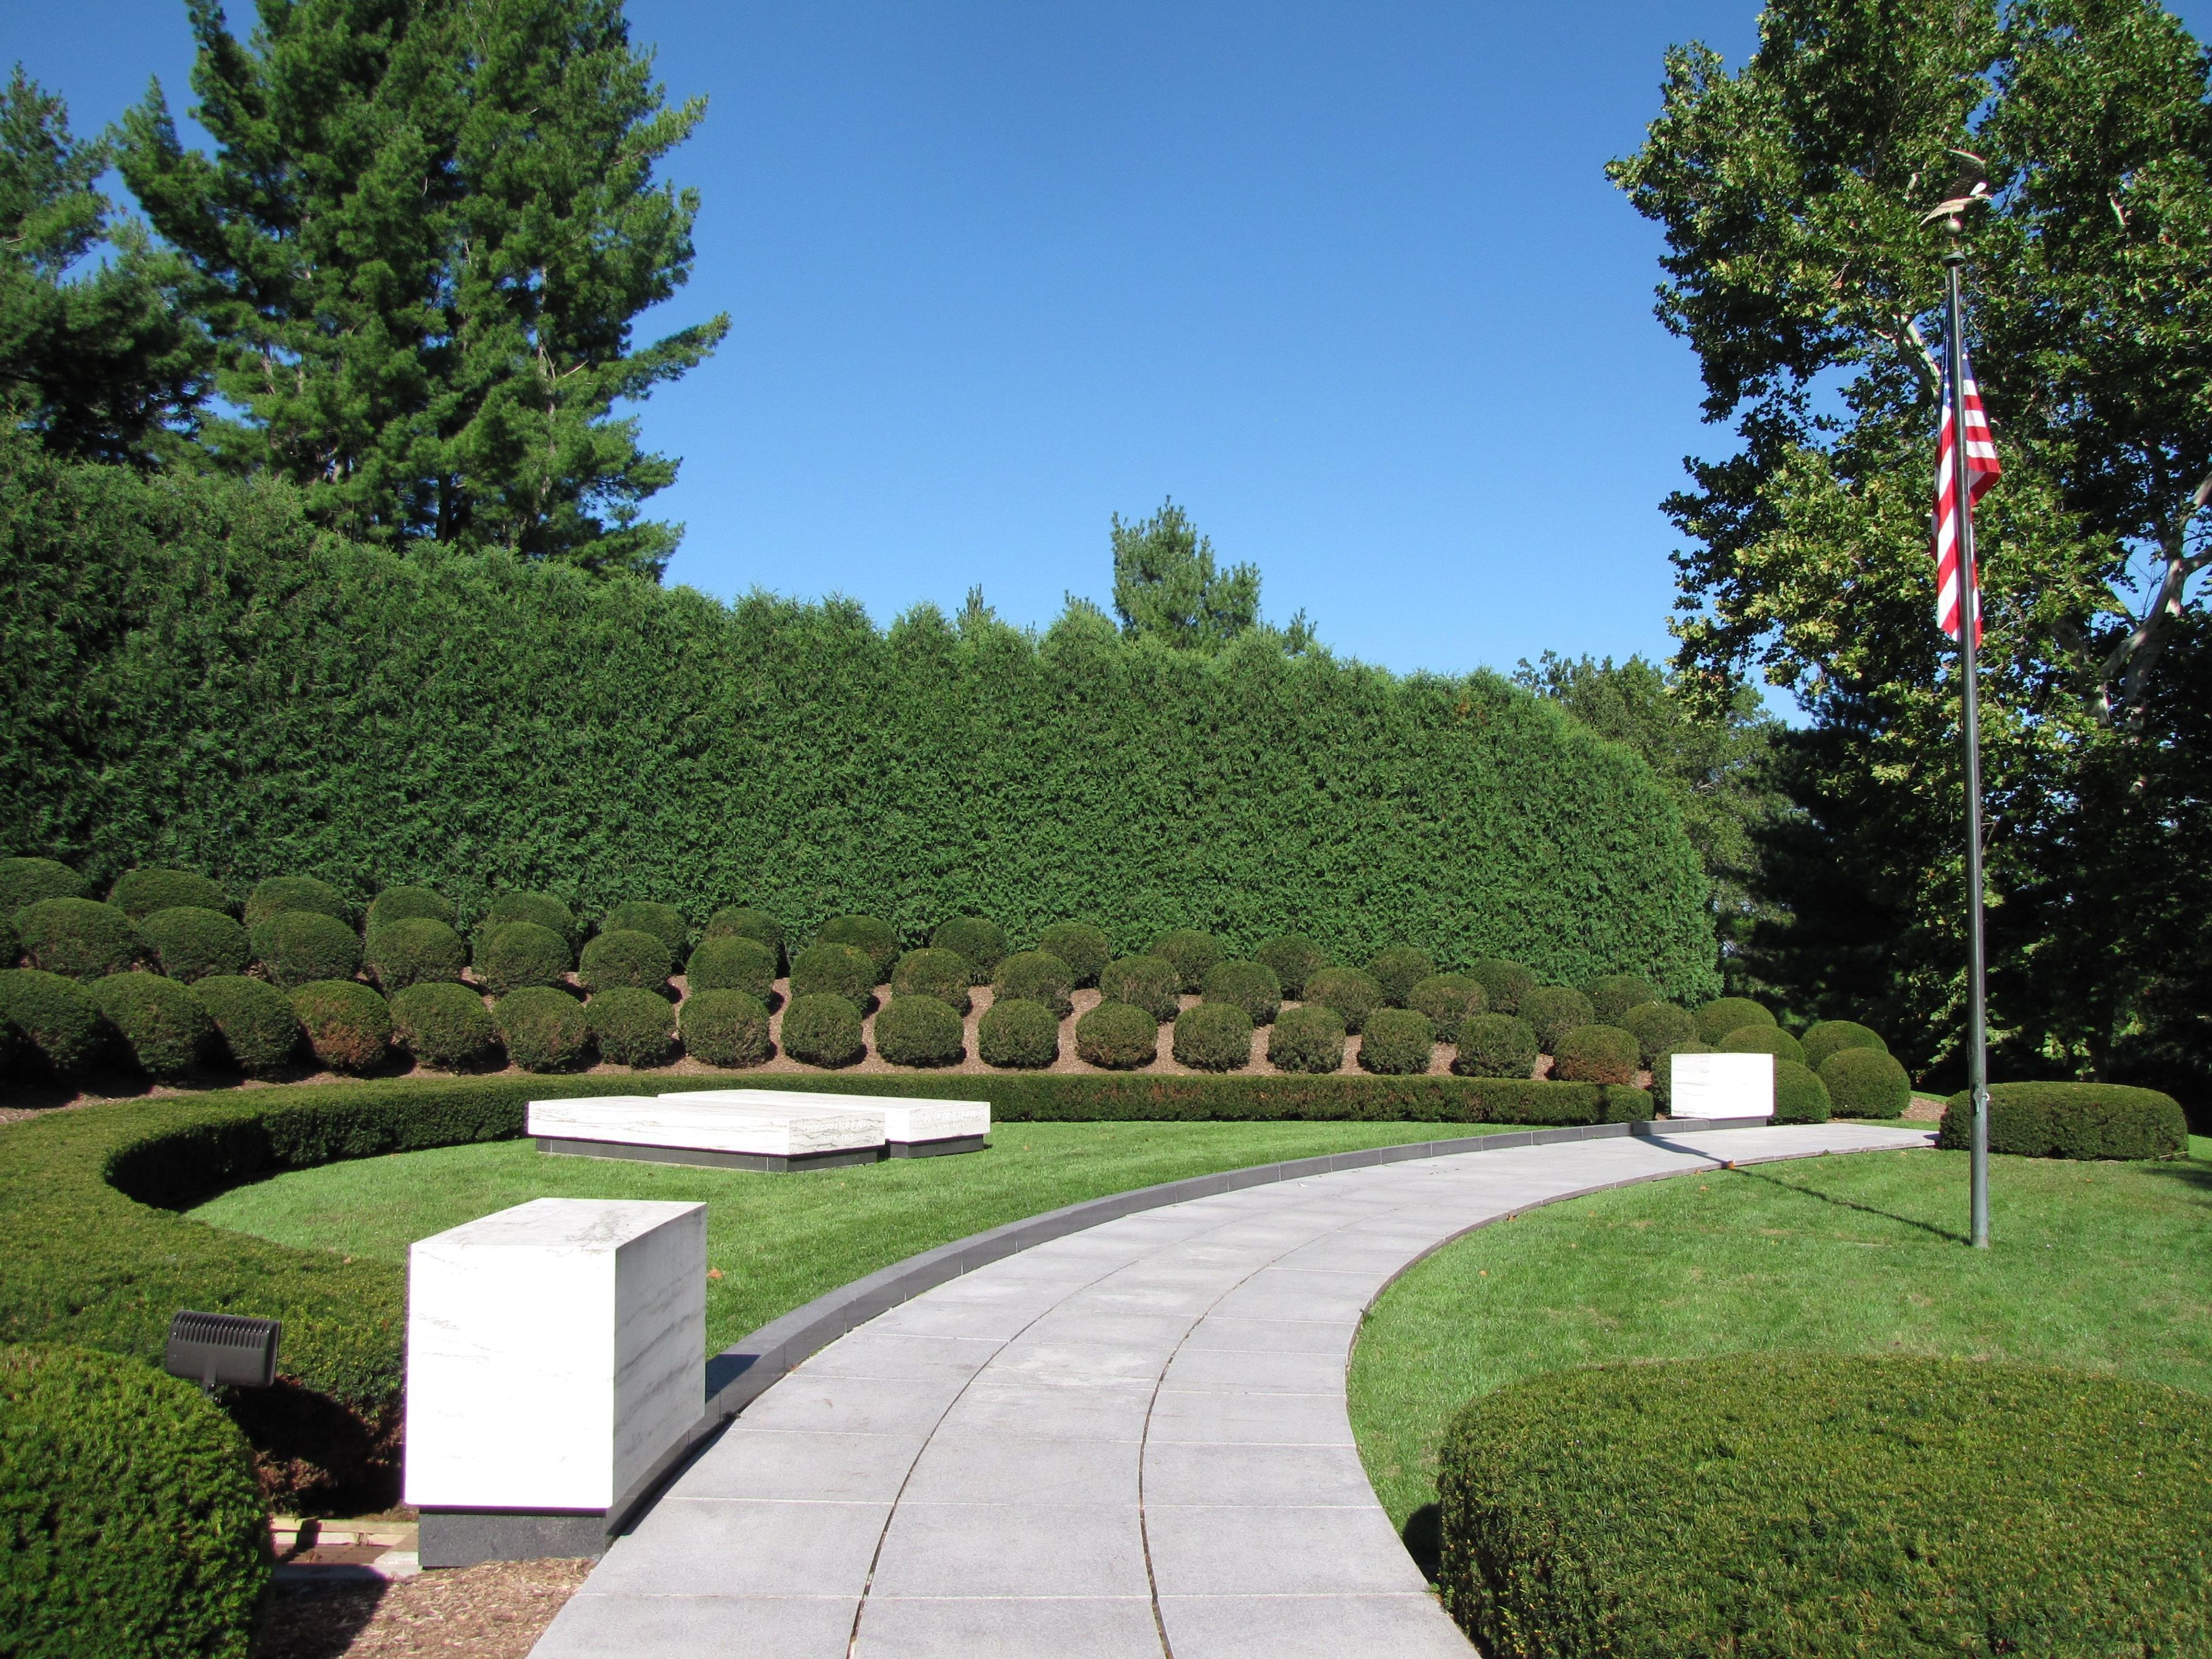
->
[[1400, 1501, 1443, 1582], [2137, 1157, 2212, 1195], [1736, 1167, 1967, 1245]]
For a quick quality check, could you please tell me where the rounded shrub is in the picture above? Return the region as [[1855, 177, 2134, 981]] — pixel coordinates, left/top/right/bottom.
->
[[0, 969, 111, 1078], [193, 976, 302, 1078], [389, 981, 499, 1070], [978, 997, 1059, 1068], [1937, 1081, 2188, 1160], [363, 916, 466, 991], [1552, 1023, 1641, 1086], [1520, 986, 1596, 1052], [1099, 955, 1181, 1021], [993, 950, 1075, 1020], [1268, 1003, 1346, 1073], [473, 921, 573, 996], [891, 947, 975, 1014], [494, 986, 589, 1072], [1621, 999, 1696, 1066], [817, 914, 900, 982], [0, 911, 14, 968], [604, 900, 690, 963], [789, 942, 876, 1012], [875, 994, 965, 1067], [1465, 957, 1536, 1014], [138, 907, 250, 983], [1773, 1057, 1832, 1123], [1408, 974, 1487, 1044], [18, 898, 140, 980], [1586, 972, 1660, 1026], [1436, 1355, 2212, 1659], [929, 916, 1008, 982], [365, 884, 454, 934], [1076, 1001, 1159, 1069], [107, 867, 229, 921], [243, 874, 349, 931], [1820, 1046, 1912, 1119], [679, 989, 774, 1069], [0, 856, 88, 916], [780, 992, 865, 1067], [1036, 922, 1111, 988], [578, 928, 675, 995], [251, 909, 362, 990], [703, 906, 785, 967], [0, 1342, 270, 1659], [1694, 994, 1777, 1044], [1650, 1037, 1715, 1114], [586, 987, 676, 1068], [1150, 929, 1224, 993], [89, 974, 214, 1080], [290, 980, 391, 1073], [1802, 1018, 1889, 1071], [1718, 1023, 1806, 1066], [1203, 959, 1282, 1025], [685, 934, 778, 1001], [1452, 1013, 1540, 1078], [1358, 1007, 1435, 1075], [484, 891, 580, 948], [1366, 946, 1437, 1009], [1305, 966, 1384, 1033], [1256, 934, 1330, 999], [1173, 1001, 1253, 1071]]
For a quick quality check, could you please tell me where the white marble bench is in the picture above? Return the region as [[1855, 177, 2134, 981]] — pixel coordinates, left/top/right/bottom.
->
[[658, 1088, 990, 1158], [528, 1094, 887, 1172]]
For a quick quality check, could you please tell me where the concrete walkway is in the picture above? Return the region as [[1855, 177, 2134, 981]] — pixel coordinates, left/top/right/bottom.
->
[[533, 1121, 1935, 1658]]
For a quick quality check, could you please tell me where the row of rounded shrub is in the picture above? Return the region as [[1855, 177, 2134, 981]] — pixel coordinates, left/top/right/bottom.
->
[[1628, 997, 1917, 1123]]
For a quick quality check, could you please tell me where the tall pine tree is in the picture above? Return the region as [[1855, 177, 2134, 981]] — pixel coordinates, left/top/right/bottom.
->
[[119, 0, 728, 575]]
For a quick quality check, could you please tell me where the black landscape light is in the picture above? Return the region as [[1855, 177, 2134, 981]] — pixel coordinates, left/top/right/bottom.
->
[[164, 1310, 282, 1391]]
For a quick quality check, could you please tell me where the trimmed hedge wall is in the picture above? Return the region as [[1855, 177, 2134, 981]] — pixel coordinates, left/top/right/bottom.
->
[[1938, 1082, 2188, 1160], [0, 448, 1718, 999], [1437, 1355, 2212, 1658]]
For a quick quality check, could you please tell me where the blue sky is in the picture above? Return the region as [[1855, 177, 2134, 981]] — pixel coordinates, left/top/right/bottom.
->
[[14, 3, 2206, 680]]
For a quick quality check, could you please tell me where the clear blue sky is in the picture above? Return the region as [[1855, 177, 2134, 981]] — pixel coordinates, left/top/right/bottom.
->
[[14, 3, 2206, 678]]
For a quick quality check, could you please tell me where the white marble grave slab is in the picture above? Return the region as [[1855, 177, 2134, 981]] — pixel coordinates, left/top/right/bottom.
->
[[527, 1093, 884, 1158], [1669, 1051, 1775, 1120], [657, 1088, 989, 1147], [404, 1198, 706, 1512]]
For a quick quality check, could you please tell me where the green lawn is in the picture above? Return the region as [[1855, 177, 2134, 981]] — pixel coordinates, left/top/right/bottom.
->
[[190, 1120, 1506, 1352], [1349, 1137, 2212, 1569]]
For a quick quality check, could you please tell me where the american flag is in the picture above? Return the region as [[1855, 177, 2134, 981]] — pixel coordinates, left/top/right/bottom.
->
[[1932, 342, 2001, 643]]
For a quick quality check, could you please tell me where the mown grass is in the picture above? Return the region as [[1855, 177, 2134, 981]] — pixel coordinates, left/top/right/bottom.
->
[[1349, 1138, 2212, 1567], [191, 1119, 1506, 1351]]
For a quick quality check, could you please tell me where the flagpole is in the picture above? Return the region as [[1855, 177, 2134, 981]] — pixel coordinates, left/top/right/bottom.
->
[[1943, 243, 1993, 1250]]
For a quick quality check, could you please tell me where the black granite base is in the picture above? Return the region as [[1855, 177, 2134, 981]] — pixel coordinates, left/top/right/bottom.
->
[[884, 1133, 990, 1158], [535, 1136, 883, 1172]]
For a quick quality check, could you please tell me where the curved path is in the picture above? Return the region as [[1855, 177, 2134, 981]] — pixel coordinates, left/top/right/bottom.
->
[[532, 1120, 1934, 1658]]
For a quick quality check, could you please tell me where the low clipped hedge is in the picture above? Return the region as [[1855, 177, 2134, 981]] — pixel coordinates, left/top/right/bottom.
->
[[482, 891, 578, 948], [978, 998, 1058, 1068], [930, 916, 1007, 982], [704, 905, 785, 967], [138, 907, 251, 982], [195, 977, 304, 1078], [251, 910, 362, 990], [1454, 1013, 1538, 1080], [107, 867, 230, 921], [993, 950, 1075, 1020], [0, 1343, 270, 1659], [1774, 1057, 1832, 1123], [1436, 1355, 2212, 1659], [1519, 986, 1595, 1053], [389, 982, 499, 1071], [890, 947, 975, 1014], [780, 993, 865, 1067], [789, 942, 875, 1012], [472, 920, 572, 996], [243, 875, 349, 931], [1551, 1023, 1638, 1086], [1719, 1023, 1806, 1066], [577, 928, 673, 995], [1621, 1000, 1694, 1066], [89, 974, 214, 1081], [1099, 955, 1181, 1021], [1937, 1082, 2188, 1160], [1306, 967, 1384, 1033], [291, 980, 391, 1074], [1585, 972, 1658, 1026], [1076, 1001, 1160, 1070], [0, 857, 89, 915], [1366, 946, 1436, 1008], [364, 885, 454, 934], [1408, 973, 1486, 1044], [1150, 929, 1222, 993], [1203, 959, 1282, 1025], [0, 969, 112, 1078], [1358, 1007, 1434, 1075], [1466, 957, 1535, 1015], [1173, 1002, 1253, 1071], [1802, 1018, 1887, 1071], [1820, 1047, 1911, 1118], [584, 987, 676, 1067], [816, 913, 899, 982], [1694, 995, 1775, 1044], [684, 934, 778, 1001], [1268, 1003, 1346, 1073], [493, 986, 589, 1072], [678, 989, 773, 1069], [18, 898, 140, 980], [874, 994, 965, 1067], [603, 901, 690, 963], [363, 916, 467, 992], [1035, 922, 1109, 988], [1257, 934, 1329, 999]]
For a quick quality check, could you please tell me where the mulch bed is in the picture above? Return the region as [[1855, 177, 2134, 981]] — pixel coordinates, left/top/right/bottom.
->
[[251, 1559, 592, 1659]]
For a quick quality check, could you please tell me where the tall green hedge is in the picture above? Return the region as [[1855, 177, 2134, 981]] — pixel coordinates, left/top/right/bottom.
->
[[0, 448, 1718, 998]]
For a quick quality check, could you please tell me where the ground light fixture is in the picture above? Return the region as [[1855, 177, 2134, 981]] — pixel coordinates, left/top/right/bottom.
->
[[164, 1309, 282, 1392]]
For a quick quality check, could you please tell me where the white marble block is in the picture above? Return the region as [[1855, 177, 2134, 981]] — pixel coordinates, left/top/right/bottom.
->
[[658, 1088, 990, 1147], [1669, 1051, 1775, 1120], [528, 1093, 885, 1158], [405, 1198, 706, 1513]]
